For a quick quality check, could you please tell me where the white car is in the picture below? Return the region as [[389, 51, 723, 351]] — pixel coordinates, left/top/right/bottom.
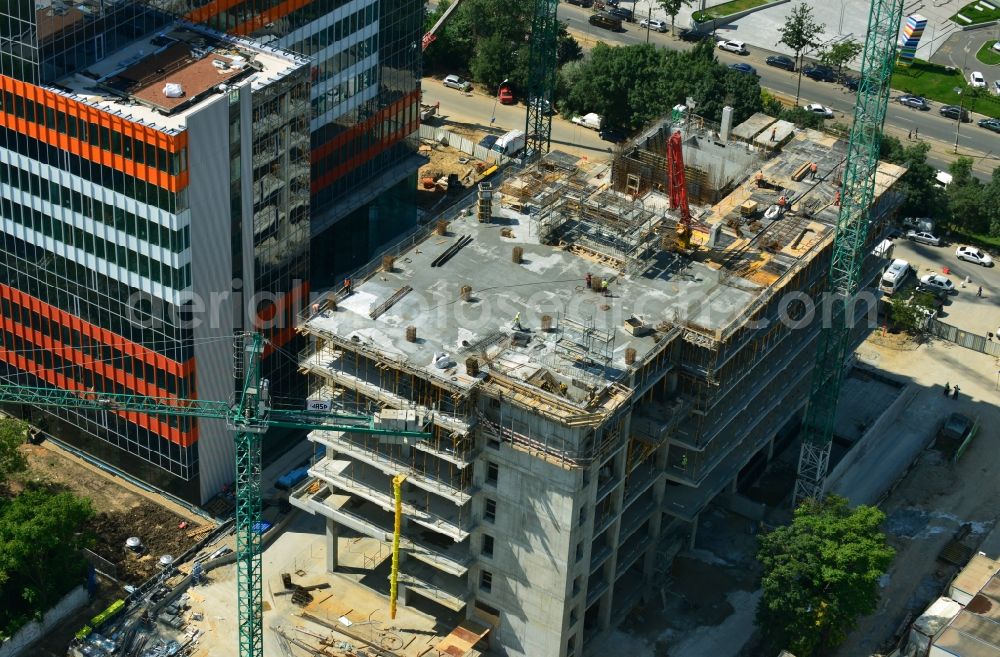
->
[[443, 74, 471, 91], [718, 40, 748, 55], [803, 103, 834, 118], [905, 230, 941, 246], [918, 273, 955, 294], [970, 71, 987, 88], [994, 40, 1000, 53], [955, 245, 994, 266], [640, 18, 668, 32]]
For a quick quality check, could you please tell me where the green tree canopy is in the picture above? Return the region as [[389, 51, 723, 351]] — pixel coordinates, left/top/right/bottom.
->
[[559, 41, 762, 131], [656, 0, 693, 34], [890, 292, 936, 334], [0, 485, 94, 638], [878, 136, 948, 220], [778, 3, 825, 102], [0, 419, 27, 485], [757, 495, 894, 656], [820, 39, 862, 77]]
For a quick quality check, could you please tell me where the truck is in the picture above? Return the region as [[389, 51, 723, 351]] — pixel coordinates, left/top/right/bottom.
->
[[571, 112, 602, 130], [895, 596, 964, 657], [491, 129, 526, 157]]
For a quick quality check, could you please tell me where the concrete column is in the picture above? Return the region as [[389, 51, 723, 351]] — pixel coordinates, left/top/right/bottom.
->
[[688, 513, 699, 550], [325, 518, 339, 573]]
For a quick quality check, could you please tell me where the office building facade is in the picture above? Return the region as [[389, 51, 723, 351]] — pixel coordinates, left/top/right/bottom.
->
[[0, 8, 311, 502]]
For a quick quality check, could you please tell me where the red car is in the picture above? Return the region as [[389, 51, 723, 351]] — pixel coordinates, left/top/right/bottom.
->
[[498, 85, 515, 105]]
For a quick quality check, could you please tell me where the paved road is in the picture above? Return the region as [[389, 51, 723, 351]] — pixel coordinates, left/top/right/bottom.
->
[[556, 5, 1000, 176], [889, 236, 1000, 337]]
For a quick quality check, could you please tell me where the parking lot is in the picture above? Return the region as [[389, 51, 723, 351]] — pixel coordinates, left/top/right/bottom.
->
[[887, 234, 1000, 337]]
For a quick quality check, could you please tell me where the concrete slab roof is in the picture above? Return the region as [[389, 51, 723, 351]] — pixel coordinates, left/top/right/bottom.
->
[[303, 134, 905, 399], [304, 196, 754, 394], [731, 112, 777, 142]]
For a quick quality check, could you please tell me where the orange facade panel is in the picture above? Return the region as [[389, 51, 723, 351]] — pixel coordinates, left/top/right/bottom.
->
[[311, 90, 420, 163], [311, 115, 419, 194], [0, 75, 189, 192], [0, 284, 194, 378]]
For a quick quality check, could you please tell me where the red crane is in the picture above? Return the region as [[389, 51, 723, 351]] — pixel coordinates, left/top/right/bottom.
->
[[666, 130, 692, 246]]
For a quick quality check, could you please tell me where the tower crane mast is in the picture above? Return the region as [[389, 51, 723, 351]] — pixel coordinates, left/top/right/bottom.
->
[[794, 0, 904, 504], [525, 0, 559, 156], [0, 332, 428, 657]]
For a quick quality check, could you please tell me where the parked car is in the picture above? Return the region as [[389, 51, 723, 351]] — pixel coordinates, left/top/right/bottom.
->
[[640, 18, 667, 32], [528, 96, 554, 115], [443, 74, 471, 91], [565, 0, 594, 6], [608, 6, 633, 21], [994, 40, 1000, 53], [498, 85, 515, 105], [802, 63, 836, 82], [994, 80, 1000, 95], [765, 54, 795, 71], [899, 94, 930, 110], [918, 273, 955, 294], [936, 412, 974, 454], [955, 245, 994, 266], [803, 103, 834, 118], [599, 126, 626, 142], [478, 134, 498, 150], [678, 28, 707, 42], [841, 75, 859, 91], [729, 62, 757, 76], [978, 118, 1000, 133], [939, 105, 971, 122], [906, 230, 941, 246], [718, 40, 748, 55], [970, 71, 987, 88]]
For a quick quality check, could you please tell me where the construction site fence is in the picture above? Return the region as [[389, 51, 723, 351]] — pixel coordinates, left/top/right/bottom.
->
[[927, 319, 1000, 356], [0, 585, 88, 657], [418, 124, 522, 166]]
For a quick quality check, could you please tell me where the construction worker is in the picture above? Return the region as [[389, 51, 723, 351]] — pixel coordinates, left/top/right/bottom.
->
[[755, 171, 764, 188], [513, 312, 522, 331], [585, 273, 592, 289], [770, 127, 777, 142], [809, 162, 818, 180], [834, 190, 841, 206], [343, 278, 352, 295], [777, 195, 788, 209], [601, 279, 609, 296]]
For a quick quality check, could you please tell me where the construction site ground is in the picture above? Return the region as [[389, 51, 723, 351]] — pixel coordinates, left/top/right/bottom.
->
[[416, 136, 483, 212], [183, 510, 471, 657], [585, 329, 1000, 657], [7, 439, 210, 656], [832, 335, 1000, 657]]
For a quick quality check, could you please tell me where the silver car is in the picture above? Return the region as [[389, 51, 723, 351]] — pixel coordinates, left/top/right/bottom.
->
[[641, 18, 667, 32], [955, 245, 994, 266], [906, 230, 941, 246], [443, 74, 471, 92]]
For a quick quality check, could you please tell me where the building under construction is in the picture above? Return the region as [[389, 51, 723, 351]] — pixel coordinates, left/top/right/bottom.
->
[[289, 113, 907, 657]]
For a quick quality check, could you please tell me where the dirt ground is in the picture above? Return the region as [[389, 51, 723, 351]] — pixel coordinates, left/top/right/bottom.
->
[[416, 140, 490, 210], [15, 443, 206, 584]]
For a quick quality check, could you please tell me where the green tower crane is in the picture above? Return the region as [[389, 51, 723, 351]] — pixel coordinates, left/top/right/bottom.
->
[[524, 0, 560, 157], [0, 332, 428, 657], [793, 0, 904, 504]]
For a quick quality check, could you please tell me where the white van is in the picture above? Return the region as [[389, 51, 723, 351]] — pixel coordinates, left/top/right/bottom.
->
[[872, 238, 894, 259], [879, 258, 911, 295], [491, 129, 526, 156]]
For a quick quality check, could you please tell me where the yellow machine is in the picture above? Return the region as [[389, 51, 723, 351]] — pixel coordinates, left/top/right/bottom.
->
[[390, 474, 407, 619]]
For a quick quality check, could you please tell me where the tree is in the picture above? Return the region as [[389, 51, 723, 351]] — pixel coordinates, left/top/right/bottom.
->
[[778, 3, 825, 104], [947, 157, 987, 234], [0, 485, 94, 638], [657, 0, 693, 35], [556, 24, 583, 66], [878, 136, 948, 220], [981, 166, 1000, 237], [757, 495, 894, 656], [0, 419, 27, 485], [559, 41, 761, 132], [890, 292, 935, 334], [820, 39, 862, 80]]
